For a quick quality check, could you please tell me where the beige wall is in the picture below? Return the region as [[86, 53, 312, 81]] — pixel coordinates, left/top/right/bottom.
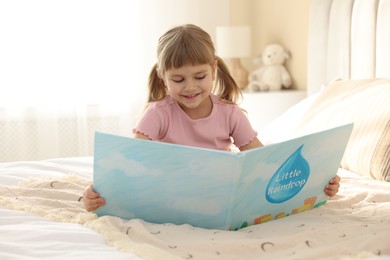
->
[[230, 0, 311, 90]]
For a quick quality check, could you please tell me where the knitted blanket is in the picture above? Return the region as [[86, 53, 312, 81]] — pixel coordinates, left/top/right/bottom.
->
[[1, 173, 389, 260]]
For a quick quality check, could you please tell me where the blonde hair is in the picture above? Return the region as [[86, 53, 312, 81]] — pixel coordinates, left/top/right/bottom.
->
[[147, 24, 242, 104]]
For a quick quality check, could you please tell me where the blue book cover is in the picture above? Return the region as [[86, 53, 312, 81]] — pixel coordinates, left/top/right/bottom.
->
[[93, 123, 353, 230]]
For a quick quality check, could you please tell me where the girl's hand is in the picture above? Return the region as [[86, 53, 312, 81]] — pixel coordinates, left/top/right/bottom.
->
[[324, 175, 340, 197], [83, 184, 105, 212]]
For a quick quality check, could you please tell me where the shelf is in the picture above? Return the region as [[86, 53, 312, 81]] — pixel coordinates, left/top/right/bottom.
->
[[240, 90, 307, 131]]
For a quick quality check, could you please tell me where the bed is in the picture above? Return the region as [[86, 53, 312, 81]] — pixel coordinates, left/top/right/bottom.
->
[[1, 0, 390, 259]]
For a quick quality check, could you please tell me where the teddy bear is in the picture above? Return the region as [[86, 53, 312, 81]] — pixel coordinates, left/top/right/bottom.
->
[[247, 44, 292, 91]]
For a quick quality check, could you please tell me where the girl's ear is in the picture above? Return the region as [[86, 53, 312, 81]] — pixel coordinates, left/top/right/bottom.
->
[[157, 68, 167, 85], [212, 60, 218, 80], [157, 68, 167, 87]]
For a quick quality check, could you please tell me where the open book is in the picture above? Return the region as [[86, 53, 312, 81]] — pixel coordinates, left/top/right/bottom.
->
[[93, 123, 353, 230]]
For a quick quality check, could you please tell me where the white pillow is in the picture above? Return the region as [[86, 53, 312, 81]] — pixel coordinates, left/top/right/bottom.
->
[[291, 79, 390, 181], [259, 92, 320, 145]]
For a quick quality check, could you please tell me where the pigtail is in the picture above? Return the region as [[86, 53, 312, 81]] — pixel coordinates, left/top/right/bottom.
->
[[147, 63, 168, 103], [214, 56, 242, 104]]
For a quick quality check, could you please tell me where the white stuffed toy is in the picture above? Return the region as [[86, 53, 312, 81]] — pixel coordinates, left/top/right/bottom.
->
[[247, 44, 292, 91]]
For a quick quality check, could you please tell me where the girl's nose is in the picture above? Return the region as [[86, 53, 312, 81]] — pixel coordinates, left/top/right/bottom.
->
[[183, 80, 197, 91]]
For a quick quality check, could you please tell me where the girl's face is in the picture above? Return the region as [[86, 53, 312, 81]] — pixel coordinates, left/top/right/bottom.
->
[[161, 62, 217, 118]]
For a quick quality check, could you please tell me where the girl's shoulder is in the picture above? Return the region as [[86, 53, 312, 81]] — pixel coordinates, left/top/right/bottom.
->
[[211, 94, 240, 109], [146, 96, 176, 109]]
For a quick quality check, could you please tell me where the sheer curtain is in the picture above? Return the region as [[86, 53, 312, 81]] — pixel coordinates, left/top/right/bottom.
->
[[0, 0, 229, 162]]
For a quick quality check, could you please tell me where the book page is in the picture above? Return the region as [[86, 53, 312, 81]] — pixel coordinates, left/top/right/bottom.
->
[[93, 134, 241, 230], [229, 124, 353, 230]]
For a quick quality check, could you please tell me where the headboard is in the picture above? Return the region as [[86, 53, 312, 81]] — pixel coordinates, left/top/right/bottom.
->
[[307, 0, 390, 95]]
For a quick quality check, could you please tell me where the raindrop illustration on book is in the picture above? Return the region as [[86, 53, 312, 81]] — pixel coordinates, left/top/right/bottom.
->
[[266, 145, 310, 203]]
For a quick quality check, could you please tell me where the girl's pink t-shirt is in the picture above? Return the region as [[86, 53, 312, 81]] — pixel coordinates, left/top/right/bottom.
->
[[133, 94, 258, 151]]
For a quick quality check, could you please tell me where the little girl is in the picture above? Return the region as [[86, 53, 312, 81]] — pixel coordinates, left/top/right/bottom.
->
[[84, 24, 340, 212]]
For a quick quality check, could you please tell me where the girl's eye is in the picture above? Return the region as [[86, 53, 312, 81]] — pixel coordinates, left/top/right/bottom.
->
[[195, 75, 206, 80], [172, 78, 184, 83]]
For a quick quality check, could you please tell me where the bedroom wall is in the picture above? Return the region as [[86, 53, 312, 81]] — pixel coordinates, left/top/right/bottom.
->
[[230, 0, 311, 91]]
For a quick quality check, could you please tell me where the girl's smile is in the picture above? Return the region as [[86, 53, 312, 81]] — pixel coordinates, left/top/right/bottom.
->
[[180, 91, 205, 103], [181, 93, 200, 99]]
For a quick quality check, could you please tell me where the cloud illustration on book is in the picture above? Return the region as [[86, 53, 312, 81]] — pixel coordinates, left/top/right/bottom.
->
[[241, 162, 280, 185], [183, 159, 237, 183], [97, 152, 162, 177]]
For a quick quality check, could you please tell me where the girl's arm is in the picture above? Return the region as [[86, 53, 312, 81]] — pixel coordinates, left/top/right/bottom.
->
[[133, 132, 151, 140], [239, 137, 263, 151]]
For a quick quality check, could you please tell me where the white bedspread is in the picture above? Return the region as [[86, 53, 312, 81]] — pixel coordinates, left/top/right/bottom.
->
[[0, 157, 389, 260], [0, 158, 141, 260]]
